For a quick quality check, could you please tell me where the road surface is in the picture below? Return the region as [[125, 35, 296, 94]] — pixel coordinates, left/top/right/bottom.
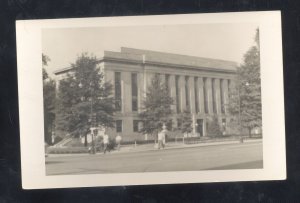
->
[[46, 141, 263, 175]]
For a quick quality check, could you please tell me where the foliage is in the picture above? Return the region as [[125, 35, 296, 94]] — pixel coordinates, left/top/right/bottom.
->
[[139, 74, 174, 138], [56, 53, 116, 138], [206, 116, 222, 136], [42, 54, 56, 144], [227, 28, 262, 135], [177, 110, 193, 134]]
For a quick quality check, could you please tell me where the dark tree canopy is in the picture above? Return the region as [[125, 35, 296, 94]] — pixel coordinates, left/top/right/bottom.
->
[[56, 53, 115, 137], [227, 28, 262, 135], [139, 74, 174, 137], [177, 110, 193, 134], [42, 54, 56, 144], [206, 116, 222, 137]]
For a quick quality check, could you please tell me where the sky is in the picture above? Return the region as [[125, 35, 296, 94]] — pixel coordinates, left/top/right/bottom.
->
[[42, 23, 258, 76]]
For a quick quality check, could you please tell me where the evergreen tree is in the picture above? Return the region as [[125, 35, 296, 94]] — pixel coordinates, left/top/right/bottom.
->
[[227, 29, 262, 136], [206, 116, 222, 137], [42, 54, 56, 144], [177, 110, 193, 135], [56, 53, 115, 142], [139, 74, 174, 140]]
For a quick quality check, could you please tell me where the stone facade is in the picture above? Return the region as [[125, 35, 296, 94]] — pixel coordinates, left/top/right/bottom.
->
[[54, 47, 237, 141]]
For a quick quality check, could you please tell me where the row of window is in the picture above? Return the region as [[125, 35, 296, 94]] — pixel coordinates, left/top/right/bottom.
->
[[115, 120, 140, 133], [114, 72, 231, 115]]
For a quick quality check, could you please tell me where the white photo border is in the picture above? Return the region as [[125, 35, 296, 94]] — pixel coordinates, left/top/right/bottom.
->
[[16, 11, 286, 189]]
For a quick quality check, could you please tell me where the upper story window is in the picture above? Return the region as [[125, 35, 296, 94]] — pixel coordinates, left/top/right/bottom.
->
[[131, 73, 138, 111], [185, 76, 190, 112], [194, 77, 199, 113], [114, 72, 122, 111], [203, 78, 208, 114], [175, 75, 180, 113]]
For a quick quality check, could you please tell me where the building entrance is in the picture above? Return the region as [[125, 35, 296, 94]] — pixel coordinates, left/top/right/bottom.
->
[[196, 119, 204, 137]]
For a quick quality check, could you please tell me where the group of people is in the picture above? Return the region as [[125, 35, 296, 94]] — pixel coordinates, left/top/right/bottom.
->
[[87, 129, 122, 154], [87, 124, 168, 153]]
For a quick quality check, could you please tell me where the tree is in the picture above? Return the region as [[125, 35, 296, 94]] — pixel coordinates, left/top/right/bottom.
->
[[177, 110, 193, 135], [227, 29, 262, 136], [42, 54, 56, 144], [139, 74, 174, 140], [206, 116, 222, 137], [56, 53, 115, 144]]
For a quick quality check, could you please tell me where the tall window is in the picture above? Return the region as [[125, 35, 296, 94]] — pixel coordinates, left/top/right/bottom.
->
[[220, 79, 225, 114], [194, 77, 199, 113], [175, 75, 180, 113], [203, 78, 208, 114], [165, 74, 170, 94], [133, 120, 139, 132], [212, 78, 216, 114], [115, 72, 122, 111], [116, 120, 122, 132], [185, 76, 190, 111], [131, 73, 138, 111]]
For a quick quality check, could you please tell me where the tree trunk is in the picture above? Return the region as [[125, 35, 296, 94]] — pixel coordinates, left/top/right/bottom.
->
[[84, 134, 87, 147], [248, 128, 251, 138]]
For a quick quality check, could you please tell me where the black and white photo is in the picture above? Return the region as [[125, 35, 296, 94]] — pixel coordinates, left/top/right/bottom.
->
[[16, 11, 286, 189]]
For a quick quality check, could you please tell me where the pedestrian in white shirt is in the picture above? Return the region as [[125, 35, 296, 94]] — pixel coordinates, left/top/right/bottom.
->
[[103, 132, 109, 154]]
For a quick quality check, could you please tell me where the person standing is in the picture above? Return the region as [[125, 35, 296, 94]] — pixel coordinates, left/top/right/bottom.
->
[[158, 129, 165, 149], [103, 132, 109, 154], [115, 134, 122, 151]]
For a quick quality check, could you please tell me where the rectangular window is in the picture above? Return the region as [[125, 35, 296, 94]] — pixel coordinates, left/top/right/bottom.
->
[[131, 73, 138, 111], [194, 77, 199, 113], [115, 72, 122, 111], [165, 74, 170, 94], [175, 75, 180, 113], [133, 120, 139, 132], [220, 79, 225, 114], [203, 78, 208, 114], [185, 76, 190, 111], [116, 120, 122, 132], [212, 78, 216, 114]]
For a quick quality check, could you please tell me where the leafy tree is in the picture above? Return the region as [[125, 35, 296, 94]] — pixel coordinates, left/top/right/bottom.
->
[[227, 28, 262, 136], [139, 74, 174, 140], [56, 53, 115, 145], [42, 54, 56, 144], [206, 116, 222, 137], [177, 110, 193, 135]]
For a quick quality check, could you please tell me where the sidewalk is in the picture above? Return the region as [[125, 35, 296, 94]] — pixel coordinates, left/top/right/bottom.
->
[[47, 138, 262, 158], [116, 138, 262, 153]]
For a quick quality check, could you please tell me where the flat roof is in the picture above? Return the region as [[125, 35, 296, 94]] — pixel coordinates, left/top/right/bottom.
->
[[54, 47, 237, 75]]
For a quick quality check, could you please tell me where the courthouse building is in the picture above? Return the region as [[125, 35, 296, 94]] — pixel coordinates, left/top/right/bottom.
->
[[54, 47, 237, 141]]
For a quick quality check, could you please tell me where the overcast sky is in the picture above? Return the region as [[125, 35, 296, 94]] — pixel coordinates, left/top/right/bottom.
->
[[42, 23, 258, 76]]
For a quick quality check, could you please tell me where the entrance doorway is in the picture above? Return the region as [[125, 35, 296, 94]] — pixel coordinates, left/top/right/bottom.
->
[[196, 119, 204, 137]]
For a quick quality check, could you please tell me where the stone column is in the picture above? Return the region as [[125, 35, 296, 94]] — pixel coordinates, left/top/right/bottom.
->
[[214, 78, 221, 115], [197, 77, 205, 114], [222, 79, 229, 114], [122, 71, 131, 113], [179, 75, 186, 112], [188, 76, 196, 114], [169, 75, 176, 113], [206, 78, 213, 114]]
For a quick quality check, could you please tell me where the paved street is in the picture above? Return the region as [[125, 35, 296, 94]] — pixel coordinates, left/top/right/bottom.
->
[[45, 141, 263, 175]]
